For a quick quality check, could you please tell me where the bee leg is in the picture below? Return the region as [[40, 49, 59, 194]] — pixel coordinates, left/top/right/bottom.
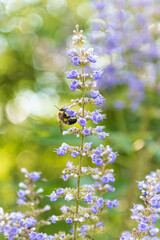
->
[[59, 121, 63, 134]]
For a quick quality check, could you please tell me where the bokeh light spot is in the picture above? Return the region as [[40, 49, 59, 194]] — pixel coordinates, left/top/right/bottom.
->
[[47, 0, 67, 16], [0, 35, 8, 55]]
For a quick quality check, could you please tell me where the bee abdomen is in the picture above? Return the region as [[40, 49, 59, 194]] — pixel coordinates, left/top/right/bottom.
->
[[62, 118, 77, 125], [68, 118, 77, 125]]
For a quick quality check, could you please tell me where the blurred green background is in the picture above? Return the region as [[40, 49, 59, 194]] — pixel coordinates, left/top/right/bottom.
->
[[0, 0, 160, 239]]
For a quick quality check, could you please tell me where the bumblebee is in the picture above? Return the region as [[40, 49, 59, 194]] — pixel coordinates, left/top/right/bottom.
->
[[55, 106, 77, 134]]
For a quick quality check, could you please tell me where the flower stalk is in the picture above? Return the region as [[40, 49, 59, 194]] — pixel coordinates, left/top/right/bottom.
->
[[0, 168, 52, 240], [120, 170, 160, 240], [74, 135, 84, 239], [74, 67, 85, 239], [48, 25, 118, 239]]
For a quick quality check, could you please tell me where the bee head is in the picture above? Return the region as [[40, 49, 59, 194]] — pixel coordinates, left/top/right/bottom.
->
[[60, 107, 66, 111], [55, 105, 67, 112]]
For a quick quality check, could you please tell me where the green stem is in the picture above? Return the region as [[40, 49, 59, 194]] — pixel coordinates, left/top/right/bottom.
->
[[73, 136, 84, 240], [73, 68, 85, 240]]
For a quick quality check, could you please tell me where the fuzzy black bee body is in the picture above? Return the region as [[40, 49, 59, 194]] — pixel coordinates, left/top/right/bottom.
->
[[56, 107, 77, 134]]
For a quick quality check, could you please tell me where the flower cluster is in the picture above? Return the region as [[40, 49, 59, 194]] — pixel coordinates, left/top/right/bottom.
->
[[48, 25, 119, 239], [90, 0, 160, 110], [120, 170, 160, 240], [0, 168, 52, 240]]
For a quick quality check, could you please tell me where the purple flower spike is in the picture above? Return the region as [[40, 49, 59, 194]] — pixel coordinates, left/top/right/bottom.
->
[[121, 169, 160, 238], [47, 26, 119, 240]]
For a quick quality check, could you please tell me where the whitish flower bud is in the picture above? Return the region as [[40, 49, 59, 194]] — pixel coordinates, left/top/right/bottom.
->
[[37, 188, 44, 194], [19, 182, 27, 188], [43, 205, 51, 211]]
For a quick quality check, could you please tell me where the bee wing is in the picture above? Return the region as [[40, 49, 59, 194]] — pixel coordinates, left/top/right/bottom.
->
[[59, 121, 63, 134]]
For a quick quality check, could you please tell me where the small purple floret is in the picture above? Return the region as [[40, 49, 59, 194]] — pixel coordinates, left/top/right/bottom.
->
[[66, 70, 78, 79]]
